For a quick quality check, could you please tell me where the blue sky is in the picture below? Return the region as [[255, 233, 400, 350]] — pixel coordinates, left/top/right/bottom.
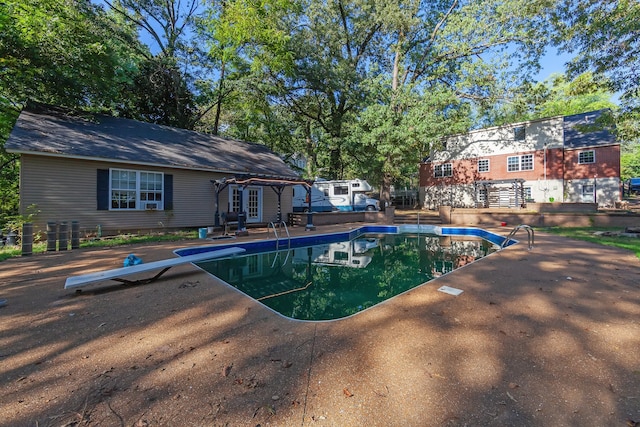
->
[[535, 49, 573, 82]]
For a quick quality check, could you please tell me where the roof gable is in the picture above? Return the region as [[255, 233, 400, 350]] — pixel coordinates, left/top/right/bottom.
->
[[5, 106, 299, 178]]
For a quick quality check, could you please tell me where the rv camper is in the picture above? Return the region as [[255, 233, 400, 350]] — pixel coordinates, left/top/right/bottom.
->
[[293, 179, 380, 212]]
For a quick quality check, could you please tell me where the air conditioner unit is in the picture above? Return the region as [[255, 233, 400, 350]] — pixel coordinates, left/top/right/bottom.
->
[[144, 202, 158, 210]]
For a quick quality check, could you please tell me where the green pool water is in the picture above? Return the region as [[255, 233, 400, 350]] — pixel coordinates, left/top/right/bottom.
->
[[197, 233, 498, 321]]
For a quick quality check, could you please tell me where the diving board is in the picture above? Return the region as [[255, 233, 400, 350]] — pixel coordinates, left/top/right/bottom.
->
[[64, 247, 245, 289]]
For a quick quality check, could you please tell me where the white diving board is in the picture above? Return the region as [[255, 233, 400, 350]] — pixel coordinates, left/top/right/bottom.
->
[[64, 247, 245, 289]]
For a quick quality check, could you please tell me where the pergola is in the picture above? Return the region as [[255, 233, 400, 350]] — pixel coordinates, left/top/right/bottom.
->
[[211, 175, 316, 234], [473, 178, 527, 208]]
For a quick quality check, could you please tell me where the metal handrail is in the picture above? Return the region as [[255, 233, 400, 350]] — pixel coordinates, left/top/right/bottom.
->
[[501, 224, 534, 250], [279, 221, 291, 249], [268, 221, 279, 241], [268, 221, 291, 250]]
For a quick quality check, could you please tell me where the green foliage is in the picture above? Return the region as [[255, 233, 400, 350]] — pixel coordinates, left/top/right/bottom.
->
[[621, 143, 640, 180], [348, 79, 471, 195], [102, 0, 203, 128], [116, 56, 198, 129], [0, 101, 20, 221], [1, 204, 40, 235], [551, 0, 640, 140], [487, 72, 616, 126], [0, 0, 138, 109]]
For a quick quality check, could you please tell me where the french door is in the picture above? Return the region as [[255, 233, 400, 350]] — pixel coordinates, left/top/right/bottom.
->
[[229, 186, 262, 223]]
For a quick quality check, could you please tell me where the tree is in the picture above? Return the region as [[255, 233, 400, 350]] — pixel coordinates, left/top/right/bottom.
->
[[0, 0, 137, 109], [344, 0, 554, 203], [102, 0, 203, 128], [195, 0, 296, 136], [486, 72, 616, 126], [552, 0, 639, 103], [551, 0, 640, 141], [0, 100, 20, 225]]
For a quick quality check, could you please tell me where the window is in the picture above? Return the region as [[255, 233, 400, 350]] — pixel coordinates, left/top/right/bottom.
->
[[110, 168, 163, 210], [478, 159, 489, 173], [507, 154, 533, 172], [434, 163, 452, 178], [334, 185, 349, 195], [578, 150, 595, 164], [521, 154, 533, 170], [523, 187, 532, 201], [477, 188, 487, 206], [513, 126, 525, 141], [140, 172, 163, 203]]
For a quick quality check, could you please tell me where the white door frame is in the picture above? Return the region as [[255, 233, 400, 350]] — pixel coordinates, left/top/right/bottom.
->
[[229, 185, 263, 223]]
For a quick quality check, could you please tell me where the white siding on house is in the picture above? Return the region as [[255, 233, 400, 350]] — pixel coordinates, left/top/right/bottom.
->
[[527, 179, 564, 203], [433, 117, 564, 162]]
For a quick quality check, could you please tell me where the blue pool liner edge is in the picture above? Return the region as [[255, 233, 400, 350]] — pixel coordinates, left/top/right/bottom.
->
[[174, 225, 515, 258]]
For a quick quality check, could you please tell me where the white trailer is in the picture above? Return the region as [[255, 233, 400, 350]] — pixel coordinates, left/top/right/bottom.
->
[[293, 179, 380, 212]]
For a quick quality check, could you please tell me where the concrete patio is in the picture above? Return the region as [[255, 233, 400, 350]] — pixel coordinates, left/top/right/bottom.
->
[[1, 224, 639, 426]]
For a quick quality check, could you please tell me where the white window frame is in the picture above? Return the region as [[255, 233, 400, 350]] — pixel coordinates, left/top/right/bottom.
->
[[478, 159, 489, 173], [507, 154, 534, 172], [110, 168, 164, 211], [434, 163, 452, 178], [578, 150, 595, 164]]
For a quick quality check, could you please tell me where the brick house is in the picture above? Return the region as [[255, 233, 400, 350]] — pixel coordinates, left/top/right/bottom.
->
[[419, 110, 620, 209]]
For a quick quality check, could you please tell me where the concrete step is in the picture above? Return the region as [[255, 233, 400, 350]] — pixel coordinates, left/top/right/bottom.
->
[[393, 211, 442, 224]]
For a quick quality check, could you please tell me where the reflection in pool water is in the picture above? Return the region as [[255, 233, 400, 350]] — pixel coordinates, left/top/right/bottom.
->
[[197, 233, 499, 321]]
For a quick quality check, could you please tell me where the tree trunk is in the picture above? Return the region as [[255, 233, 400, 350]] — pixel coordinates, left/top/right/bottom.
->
[[212, 60, 226, 136], [381, 171, 393, 209]]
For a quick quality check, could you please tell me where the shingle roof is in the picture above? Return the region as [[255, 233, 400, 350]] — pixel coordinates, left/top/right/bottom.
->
[[563, 110, 617, 149], [5, 105, 300, 179]]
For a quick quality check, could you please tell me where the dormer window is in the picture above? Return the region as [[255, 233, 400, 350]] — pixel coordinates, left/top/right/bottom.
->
[[513, 126, 525, 141]]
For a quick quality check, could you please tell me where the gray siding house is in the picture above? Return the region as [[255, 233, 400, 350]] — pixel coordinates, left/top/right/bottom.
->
[[5, 105, 301, 235]]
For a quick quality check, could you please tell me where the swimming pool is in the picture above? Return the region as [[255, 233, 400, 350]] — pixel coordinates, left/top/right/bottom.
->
[[175, 225, 513, 321]]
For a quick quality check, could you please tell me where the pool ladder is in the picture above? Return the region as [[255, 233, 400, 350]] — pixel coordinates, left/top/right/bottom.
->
[[268, 221, 291, 250], [501, 224, 534, 250]]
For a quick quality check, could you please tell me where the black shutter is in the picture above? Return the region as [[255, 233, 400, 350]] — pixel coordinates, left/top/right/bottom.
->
[[164, 174, 173, 210], [97, 169, 109, 210]]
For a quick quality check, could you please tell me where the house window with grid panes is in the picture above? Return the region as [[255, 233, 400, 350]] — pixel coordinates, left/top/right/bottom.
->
[[578, 150, 595, 164], [507, 154, 533, 172], [110, 169, 163, 210], [478, 159, 489, 173], [434, 163, 452, 178]]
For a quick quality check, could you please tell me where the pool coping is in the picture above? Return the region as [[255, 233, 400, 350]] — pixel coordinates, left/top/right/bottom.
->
[[174, 225, 515, 258]]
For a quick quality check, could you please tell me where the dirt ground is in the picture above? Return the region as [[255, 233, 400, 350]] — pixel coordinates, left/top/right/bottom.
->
[[1, 224, 639, 427]]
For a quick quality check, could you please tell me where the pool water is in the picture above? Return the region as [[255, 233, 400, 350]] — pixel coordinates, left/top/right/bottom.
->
[[196, 232, 499, 321]]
